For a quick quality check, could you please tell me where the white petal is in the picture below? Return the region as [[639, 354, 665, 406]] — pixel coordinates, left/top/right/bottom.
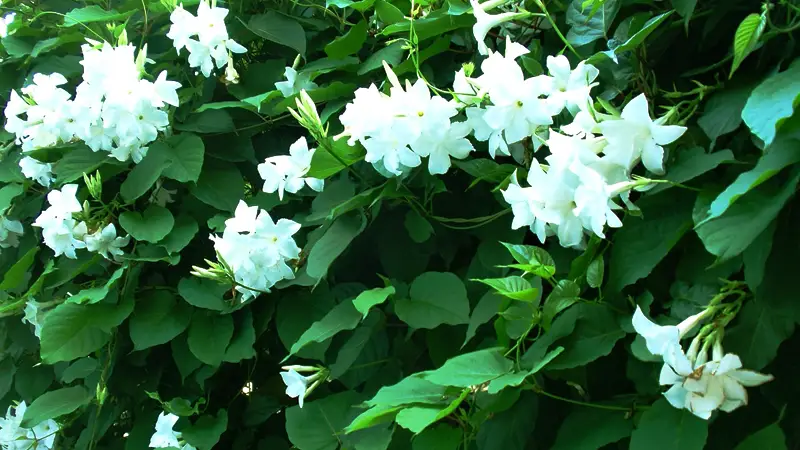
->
[[620, 93, 652, 124], [663, 384, 688, 410], [729, 369, 774, 387], [650, 124, 686, 145]]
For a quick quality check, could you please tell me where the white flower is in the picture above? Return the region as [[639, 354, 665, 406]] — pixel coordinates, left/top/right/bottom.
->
[[561, 109, 599, 138], [631, 306, 708, 357], [0, 401, 60, 449], [0, 216, 23, 249], [45, 184, 83, 220], [0, 13, 15, 38], [275, 67, 318, 98], [22, 299, 43, 338], [470, 0, 526, 56], [452, 68, 481, 106], [280, 369, 311, 408], [149, 412, 182, 448], [466, 107, 509, 158], [703, 349, 774, 413], [411, 121, 475, 175], [544, 55, 599, 114], [597, 94, 686, 174], [257, 137, 324, 200], [167, 5, 198, 52], [85, 223, 130, 259], [38, 218, 88, 259], [194, 0, 230, 46], [19, 156, 54, 187]]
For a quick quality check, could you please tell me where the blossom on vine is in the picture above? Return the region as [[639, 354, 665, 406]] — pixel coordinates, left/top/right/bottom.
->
[[19, 156, 54, 187], [0, 13, 15, 38], [280, 369, 311, 408], [544, 55, 599, 115], [257, 137, 324, 200], [32, 184, 89, 259], [470, 0, 527, 55], [0, 401, 59, 449], [411, 122, 475, 175], [85, 223, 130, 260], [275, 67, 318, 98], [632, 306, 708, 357], [167, 0, 246, 77], [149, 412, 183, 448], [22, 299, 44, 338], [210, 201, 301, 299], [597, 93, 687, 174], [0, 215, 23, 249]]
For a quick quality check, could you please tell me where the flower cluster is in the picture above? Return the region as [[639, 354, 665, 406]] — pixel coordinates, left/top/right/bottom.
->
[[3, 42, 181, 166], [0, 401, 60, 449], [258, 137, 324, 200], [167, 0, 246, 79], [338, 63, 475, 177], [32, 184, 129, 260], [149, 412, 196, 450], [633, 306, 773, 419], [210, 201, 302, 299]]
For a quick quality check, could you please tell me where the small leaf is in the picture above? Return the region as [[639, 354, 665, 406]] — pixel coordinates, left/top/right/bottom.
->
[[288, 301, 362, 356], [352, 286, 396, 318], [20, 386, 92, 428], [325, 20, 368, 59], [246, 12, 307, 55], [586, 257, 604, 288], [188, 312, 234, 367], [425, 348, 513, 387], [731, 13, 766, 78], [499, 242, 556, 278], [474, 276, 539, 303], [395, 272, 470, 329]]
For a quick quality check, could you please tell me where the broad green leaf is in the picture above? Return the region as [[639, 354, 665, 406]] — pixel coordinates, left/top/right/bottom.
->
[[178, 277, 232, 312], [246, 12, 307, 55], [66, 267, 125, 305], [307, 139, 366, 179], [630, 399, 708, 450], [129, 290, 192, 351], [541, 279, 580, 329], [223, 310, 256, 363], [475, 393, 538, 450], [454, 159, 516, 185], [413, 425, 461, 450], [605, 11, 672, 59], [175, 110, 235, 134], [376, 0, 405, 25], [325, 21, 368, 59], [395, 405, 447, 434], [735, 423, 787, 450], [463, 292, 503, 347], [731, 13, 766, 78], [742, 59, 800, 147], [425, 348, 513, 387], [326, 0, 376, 11], [120, 151, 169, 202], [63, 6, 134, 26], [0, 246, 38, 291], [352, 286, 395, 318], [188, 312, 234, 366], [160, 215, 199, 254], [182, 410, 228, 450], [306, 212, 366, 279], [701, 136, 800, 222], [191, 163, 244, 212], [329, 313, 381, 378], [743, 222, 776, 291], [277, 289, 335, 361], [366, 375, 449, 408], [382, 13, 474, 42], [0, 183, 23, 212], [649, 148, 735, 195], [20, 386, 92, 428], [697, 83, 753, 141], [359, 42, 405, 75], [726, 300, 794, 371], [473, 276, 539, 303], [404, 209, 433, 243], [119, 205, 175, 243], [499, 242, 556, 278], [395, 272, 470, 329], [60, 357, 98, 383], [552, 408, 633, 450], [565, 0, 620, 46], [607, 191, 693, 291], [172, 336, 202, 382], [14, 365, 52, 403], [53, 146, 108, 183], [586, 257, 604, 288], [695, 170, 800, 262], [546, 303, 625, 370], [485, 347, 562, 394], [160, 133, 205, 183], [288, 301, 362, 356], [286, 391, 359, 450]]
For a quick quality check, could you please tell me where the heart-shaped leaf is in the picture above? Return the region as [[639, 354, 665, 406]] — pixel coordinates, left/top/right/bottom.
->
[[119, 205, 175, 243]]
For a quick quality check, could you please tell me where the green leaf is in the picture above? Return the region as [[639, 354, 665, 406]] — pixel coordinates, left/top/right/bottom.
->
[[306, 213, 366, 279], [650, 148, 735, 195], [53, 146, 109, 183], [546, 303, 625, 370], [359, 42, 405, 75], [160, 215, 199, 254], [463, 292, 502, 347], [565, 0, 620, 46], [223, 310, 257, 363], [325, 20, 368, 59], [541, 279, 580, 329], [352, 286, 396, 319], [395, 272, 470, 329], [425, 348, 513, 387], [40, 300, 133, 363], [307, 139, 366, 179], [607, 11, 672, 57], [288, 301, 362, 356], [474, 276, 539, 303], [366, 375, 449, 408], [246, 12, 307, 55], [0, 183, 23, 213], [182, 410, 228, 450], [382, 13, 474, 42], [188, 312, 234, 366], [701, 136, 800, 222], [178, 277, 232, 312], [60, 357, 98, 383], [160, 133, 205, 183], [695, 170, 800, 262], [0, 246, 38, 291], [172, 336, 202, 382], [742, 59, 800, 147], [286, 391, 359, 450], [63, 6, 134, 26], [630, 399, 708, 450], [726, 300, 794, 371], [485, 347, 562, 394], [475, 392, 538, 450], [176, 110, 235, 133], [735, 423, 787, 450], [191, 163, 244, 212], [120, 151, 169, 202], [129, 290, 192, 351], [607, 191, 693, 291], [376, 0, 405, 25], [395, 406, 447, 434], [329, 313, 382, 378], [413, 425, 462, 450], [731, 13, 766, 78], [327, 0, 376, 10], [404, 209, 433, 243], [698, 84, 754, 141], [499, 243, 556, 278], [551, 408, 633, 450], [119, 205, 175, 243], [586, 257, 604, 288], [20, 386, 92, 428], [66, 267, 126, 305]]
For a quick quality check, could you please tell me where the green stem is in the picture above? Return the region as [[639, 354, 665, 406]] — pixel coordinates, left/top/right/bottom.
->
[[533, 386, 647, 412], [532, 0, 580, 58]]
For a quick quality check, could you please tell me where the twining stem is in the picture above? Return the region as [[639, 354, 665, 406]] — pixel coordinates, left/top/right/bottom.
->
[[530, 384, 648, 412]]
